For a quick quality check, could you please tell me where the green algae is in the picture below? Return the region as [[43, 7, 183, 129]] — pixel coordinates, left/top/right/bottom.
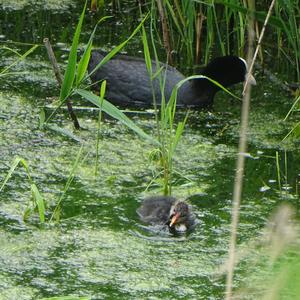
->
[[0, 2, 300, 299], [0, 0, 76, 11], [0, 85, 299, 299]]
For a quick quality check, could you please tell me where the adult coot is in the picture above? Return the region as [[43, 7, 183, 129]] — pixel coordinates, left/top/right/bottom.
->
[[137, 196, 196, 234], [88, 50, 256, 108]]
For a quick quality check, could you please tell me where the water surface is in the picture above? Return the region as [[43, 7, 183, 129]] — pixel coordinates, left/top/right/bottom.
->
[[0, 1, 299, 299]]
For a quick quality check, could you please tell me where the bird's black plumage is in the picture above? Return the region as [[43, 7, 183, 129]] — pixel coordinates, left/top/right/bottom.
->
[[88, 50, 253, 108]]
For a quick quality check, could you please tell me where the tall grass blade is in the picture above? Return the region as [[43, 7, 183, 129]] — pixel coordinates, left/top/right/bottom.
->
[[0, 157, 32, 191], [59, 1, 87, 102], [284, 95, 300, 121], [76, 89, 158, 145], [50, 146, 85, 222], [44, 124, 82, 142], [282, 122, 300, 141], [87, 13, 149, 78], [171, 115, 188, 156], [164, 74, 241, 125], [40, 296, 91, 300], [0, 45, 23, 56], [0, 157, 46, 223], [95, 80, 106, 176], [31, 184, 45, 223], [275, 151, 282, 195], [0, 45, 39, 76], [39, 109, 46, 129], [0, 71, 30, 78], [76, 16, 111, 86], [212, 0, 283, 29], [141, 26, 152, 75]]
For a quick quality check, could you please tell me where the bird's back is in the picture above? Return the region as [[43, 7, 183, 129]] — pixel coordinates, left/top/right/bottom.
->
[[137, 196, 176, 225], [88, 51, 187, 107]]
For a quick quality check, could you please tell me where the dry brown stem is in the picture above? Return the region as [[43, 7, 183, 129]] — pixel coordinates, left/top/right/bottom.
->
[[43, 38, 80, 130]]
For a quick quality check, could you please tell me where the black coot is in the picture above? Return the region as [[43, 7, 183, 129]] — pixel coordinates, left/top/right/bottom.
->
[[88, 50, 255, 108], [137, 196, 196, 234]]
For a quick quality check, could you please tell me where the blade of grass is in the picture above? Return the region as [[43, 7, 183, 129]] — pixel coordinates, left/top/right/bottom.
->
[[0, 45, 39, 75], [95, 80, 106, 176], [44, 124, 82, 142], [50, 145, 86, 222], [76, 16, 111, 86], [0, 71, 31, 78], [31, 184, 45, 223], [59, 1, 87, 102], [282, 121, 300, 141], [164, 74, 241, 124], [39, 296, 91, 300], [0, 157, 32, 191], [0, 46, 23, 56], [76, 88, 159, 145], [87, 13, 149, 79], [284, 95, 300, 121], [170, 114, 189, 156]]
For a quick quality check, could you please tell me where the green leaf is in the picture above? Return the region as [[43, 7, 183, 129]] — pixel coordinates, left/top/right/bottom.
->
[[100, 80, 107, 99], [282, 122, 300, 141], [44, 124, 82, 143], [50, 146, 85, 223], [23, 207, 32, 222], [75, 89, 158, 145], [0, 44, 39, 76], [31, 184, 45, 223], [39, 109, 46, 129], [0, 157, 32, 191], [210, 0, 284, 29], [171, 114, 189, 156], [59, 1, 87, 102], [76, 16, 111, 86], [284, 95, 300, 121], [39, 296, 91, 300], [88, 13, 149, 78], [141, 26, 152, 75]]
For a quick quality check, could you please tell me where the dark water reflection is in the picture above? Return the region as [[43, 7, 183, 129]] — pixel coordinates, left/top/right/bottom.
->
[[0, 1, 299, 299]]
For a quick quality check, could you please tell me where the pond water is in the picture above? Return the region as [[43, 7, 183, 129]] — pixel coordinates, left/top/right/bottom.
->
[[0, 1, 299, 299]]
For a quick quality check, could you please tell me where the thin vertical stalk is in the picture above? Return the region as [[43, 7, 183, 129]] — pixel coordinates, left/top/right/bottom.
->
[[156, 0, 173, 64], [148, 1, 162, 143], [95, 104, 103, 176], [276, 151, 282, 193], [243, 0, 276, 93], [173, 0, 185, 27], [296, 178, 299, 213], [225, 1, 254, 298], [195, 11, 206, 64], [284, 150, 287, 184], [43, 38, 80, 129], [225, 1, 276, 298], [95, 80, 106, 176], [204, 7, 213, 63], [147, 2, 169, 194], [95, 110, 102, 176], [212, 3, 225, 55]]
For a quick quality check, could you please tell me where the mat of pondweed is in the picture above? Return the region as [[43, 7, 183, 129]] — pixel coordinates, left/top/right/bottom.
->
[[0, 1, 299, 299]]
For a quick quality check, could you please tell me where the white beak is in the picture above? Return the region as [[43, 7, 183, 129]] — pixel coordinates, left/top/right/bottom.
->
[[247, 73, 256, 85]]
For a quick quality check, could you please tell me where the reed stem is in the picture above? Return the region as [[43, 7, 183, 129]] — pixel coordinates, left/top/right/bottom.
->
[[43, 38, 80, 130], [225, 1, 276, 298], [225, 1, 255, 298], [155, 0, 173, 64]]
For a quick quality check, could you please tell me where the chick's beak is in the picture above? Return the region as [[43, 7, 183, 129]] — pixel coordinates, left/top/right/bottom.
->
[[169, 212, 180, 227]]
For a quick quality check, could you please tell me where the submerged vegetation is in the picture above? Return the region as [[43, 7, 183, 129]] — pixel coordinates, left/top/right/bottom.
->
[[0, 0, 300, 299]]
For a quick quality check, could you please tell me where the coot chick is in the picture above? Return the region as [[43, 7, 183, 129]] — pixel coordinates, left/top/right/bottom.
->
[[137, 196, 196, 234], [88, 50, 256, 108]]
